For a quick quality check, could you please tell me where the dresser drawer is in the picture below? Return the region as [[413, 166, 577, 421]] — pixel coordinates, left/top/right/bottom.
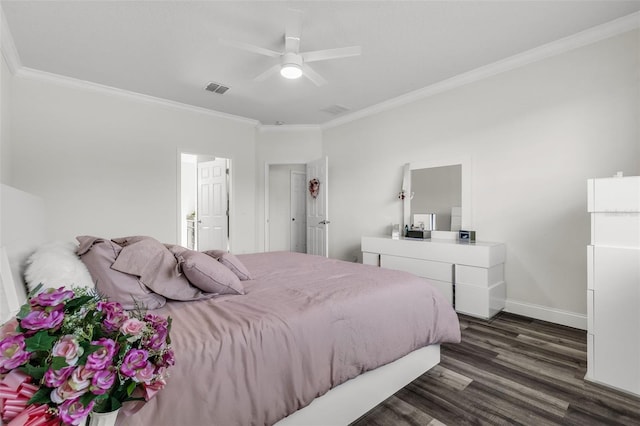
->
[[591, 213, 640, 247], [380, 254, 453, 283], [426, 278, 453, 305], [362, 252, 380, 266], [455, 281, 506, 319], [455, 264, 503, 287]]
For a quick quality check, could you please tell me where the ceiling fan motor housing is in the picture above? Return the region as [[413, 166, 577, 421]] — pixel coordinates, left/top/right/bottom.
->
[[280, 52, 304, 79], [282, 52, 303, 67]]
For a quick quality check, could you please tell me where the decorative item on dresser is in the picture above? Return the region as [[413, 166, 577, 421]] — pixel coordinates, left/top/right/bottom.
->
[[362, 236, 506, 319], [586, 175, 640, 396]]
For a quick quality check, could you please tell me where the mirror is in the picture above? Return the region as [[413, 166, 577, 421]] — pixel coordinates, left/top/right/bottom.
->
[[411, 165, 461, 231], [402, 158, 471, 234]]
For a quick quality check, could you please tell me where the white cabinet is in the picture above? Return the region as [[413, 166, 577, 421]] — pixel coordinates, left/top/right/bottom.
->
[[586, 176, 640, 396], [362, 236, 506, 319]]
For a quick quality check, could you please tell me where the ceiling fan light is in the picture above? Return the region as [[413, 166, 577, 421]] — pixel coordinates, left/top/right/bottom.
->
[[280, 63, 302, 79]]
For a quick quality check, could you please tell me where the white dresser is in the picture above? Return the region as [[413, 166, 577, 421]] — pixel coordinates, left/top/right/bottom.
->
[[586, 176, 640, 396], [362, 236, 506, 319]]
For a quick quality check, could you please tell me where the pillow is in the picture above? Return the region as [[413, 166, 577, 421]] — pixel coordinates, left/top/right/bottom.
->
[[111, 238, 214, 301], [203, 250, 253, 281], [176, 250, 244, 295], [24, 241, 95, 294], [111, 236, 154, 247], [76, 236, 166, 310]]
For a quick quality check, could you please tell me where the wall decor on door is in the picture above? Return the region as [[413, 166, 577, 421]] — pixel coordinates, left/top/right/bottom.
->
[[308, 178, 320, 199]]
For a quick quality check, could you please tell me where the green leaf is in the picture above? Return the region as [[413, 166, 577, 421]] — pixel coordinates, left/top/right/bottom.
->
[[64, 295, 95, 312], [126, 381, 136, 396], [79, 392, 96, 407], [109, 397, 123, 411], [16, 303, 32, 320], [27, 387, 52, 405], [27, 283, 44, 298], [19, 364, 47, 381], [25, 331, 57, 352], [50, 356, 68, 370]]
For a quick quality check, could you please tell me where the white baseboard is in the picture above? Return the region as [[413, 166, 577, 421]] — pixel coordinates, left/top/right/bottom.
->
[[504, 299, 587, 330]]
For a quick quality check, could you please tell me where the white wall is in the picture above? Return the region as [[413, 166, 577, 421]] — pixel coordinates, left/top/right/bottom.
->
[[0, 54, 11, 186], [255, 127, 322, 252], [323, 30, 640, 324], [9, 74, 258, 253], [179, 154, 197, 247]]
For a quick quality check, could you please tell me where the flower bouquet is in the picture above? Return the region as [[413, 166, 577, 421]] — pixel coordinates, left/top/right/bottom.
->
[[0, 286, 174, 426]]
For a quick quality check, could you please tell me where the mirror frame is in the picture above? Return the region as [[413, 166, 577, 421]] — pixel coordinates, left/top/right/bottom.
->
[[402, 157, 472, 233]]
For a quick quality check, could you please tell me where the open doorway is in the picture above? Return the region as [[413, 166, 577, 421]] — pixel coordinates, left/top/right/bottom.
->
[[180, 153, 231, 251], [266, 164, 306, 253]]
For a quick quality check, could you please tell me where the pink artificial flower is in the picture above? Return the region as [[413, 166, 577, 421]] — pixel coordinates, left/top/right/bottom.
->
[[50, 379, 87, 404], [85, 338, 117, 371], [52, 335, 83, 366], [120, 318, 146, 339], [0, 334, 31, 373], [144, 313, 168, 329], [58, 398, 94, 426], [90, 367, 116, 395], [30, 287, 74, 308], [43, 365, 75, 388], [20, 306, 64, 331], [143, 377, 167, 401], [69, 365, 93, 392], [160, 349, 175, 368], [144, 325, 167, 351], [120, 349, 148, 378], [0, 318, 19, 339], [133, 361, 155, 384], [96, 301, 128, 333]]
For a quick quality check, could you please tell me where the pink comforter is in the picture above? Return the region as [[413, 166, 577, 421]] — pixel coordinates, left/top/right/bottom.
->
[[117, 252, 460, 426]]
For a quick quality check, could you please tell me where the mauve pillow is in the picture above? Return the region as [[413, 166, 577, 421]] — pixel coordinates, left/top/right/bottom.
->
[[111, 238, 213, 301], [176, 250, 244, 295], [111, 236, 154, 247], [76, 236, 166, 310], [203, 250, 253, 281]]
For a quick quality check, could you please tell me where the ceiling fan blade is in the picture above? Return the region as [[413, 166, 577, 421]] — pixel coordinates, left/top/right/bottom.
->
[[302, 63, 327, 86], [285, 9, 303, 53], [219, 38, 281, 58], [254, 64, 281, 82], [301, 46, 362, 63]]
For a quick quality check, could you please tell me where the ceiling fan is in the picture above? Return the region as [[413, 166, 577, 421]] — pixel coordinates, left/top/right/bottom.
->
[[220, 9, 361, 86]]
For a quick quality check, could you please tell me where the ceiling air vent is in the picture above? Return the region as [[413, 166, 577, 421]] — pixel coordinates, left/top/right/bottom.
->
[[204, 82, 230, 95], [320, 104, 351, 115]]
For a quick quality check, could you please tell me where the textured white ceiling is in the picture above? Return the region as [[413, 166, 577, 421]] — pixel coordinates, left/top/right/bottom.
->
[[3, 1, 640, 125]]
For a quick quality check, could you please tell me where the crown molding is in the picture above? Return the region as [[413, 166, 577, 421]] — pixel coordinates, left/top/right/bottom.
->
[[15, 67, 260, 126], [322, 11, 640, 130], [0, 6, 22, 75], [257, 124, 322, 133]]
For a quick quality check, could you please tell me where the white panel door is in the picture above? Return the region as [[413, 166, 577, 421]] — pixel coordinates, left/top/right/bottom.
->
[[290, 170, 307, 253], [306, 157, 329, 257], [197, 159, 228, 251]]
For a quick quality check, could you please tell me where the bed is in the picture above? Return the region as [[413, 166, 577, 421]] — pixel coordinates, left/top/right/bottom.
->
[[0, 184, 461, 426]]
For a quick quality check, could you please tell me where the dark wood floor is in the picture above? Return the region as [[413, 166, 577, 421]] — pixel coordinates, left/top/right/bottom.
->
[[351, 312, 640, 426]]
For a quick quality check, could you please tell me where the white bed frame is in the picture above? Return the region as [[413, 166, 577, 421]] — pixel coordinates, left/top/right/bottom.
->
[[0, 184, 441, 425]]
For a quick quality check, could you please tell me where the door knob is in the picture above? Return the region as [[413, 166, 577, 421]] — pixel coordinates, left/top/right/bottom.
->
[[319, 220, 331, 225]]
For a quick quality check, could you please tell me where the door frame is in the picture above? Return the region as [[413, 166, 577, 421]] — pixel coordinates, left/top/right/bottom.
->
[[177, 149, 233, 251], [290, 170, 306, 253], [264, 162, 306, 252]]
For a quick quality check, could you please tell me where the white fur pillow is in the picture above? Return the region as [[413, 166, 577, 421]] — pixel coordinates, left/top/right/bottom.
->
[[24, 241, 94, 294]]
